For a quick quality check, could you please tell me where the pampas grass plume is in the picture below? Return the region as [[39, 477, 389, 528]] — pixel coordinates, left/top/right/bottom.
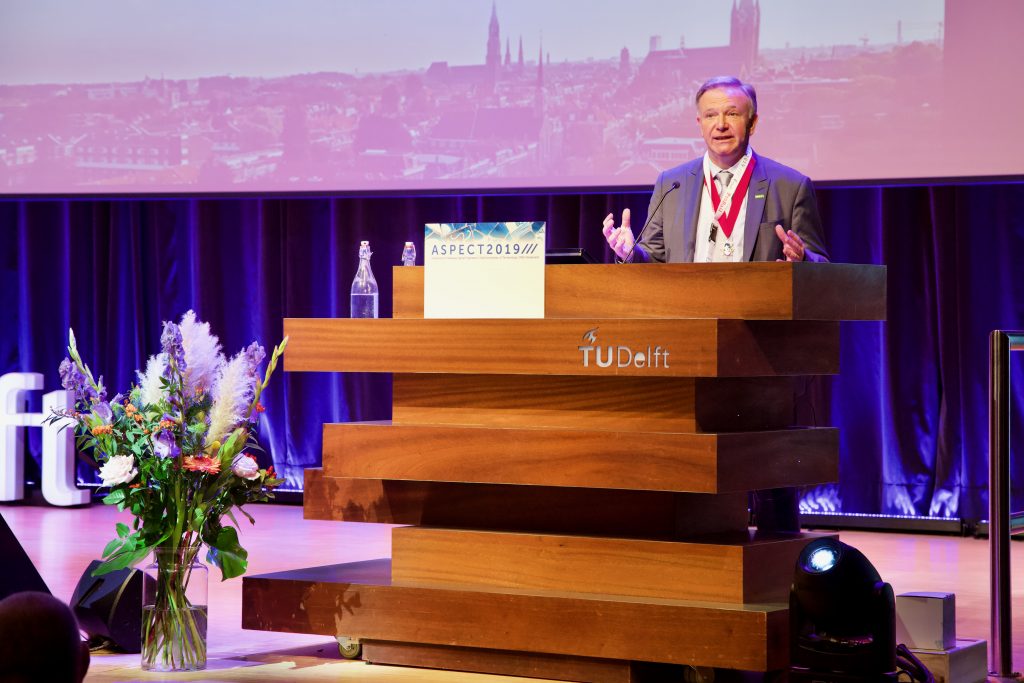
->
[[137, 354, 167, 407], [179, 310, 225, 396], [206, 352, 252, 447]]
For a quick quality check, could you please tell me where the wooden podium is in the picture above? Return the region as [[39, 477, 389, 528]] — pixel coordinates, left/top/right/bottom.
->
[[242, 262, 886, 681]]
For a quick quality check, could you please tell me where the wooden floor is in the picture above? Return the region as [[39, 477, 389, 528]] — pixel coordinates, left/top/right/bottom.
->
[[2, 501, 1022, 682]]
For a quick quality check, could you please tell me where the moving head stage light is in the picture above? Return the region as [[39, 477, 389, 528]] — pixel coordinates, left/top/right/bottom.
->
[[790, 538, 898, 682]]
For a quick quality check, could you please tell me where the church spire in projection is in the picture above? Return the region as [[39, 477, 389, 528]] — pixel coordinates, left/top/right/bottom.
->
[[535, 34, 545, 112], [486, 1, 501, 72], [538, 36, 544, 83], [730, 0, 760, 71]]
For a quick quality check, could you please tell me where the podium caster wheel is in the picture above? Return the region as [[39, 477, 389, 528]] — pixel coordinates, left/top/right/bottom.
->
[[336, 636, 362, 660]]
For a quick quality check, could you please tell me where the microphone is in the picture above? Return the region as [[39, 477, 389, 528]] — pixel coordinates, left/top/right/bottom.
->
[[620, 180, 680, 263]]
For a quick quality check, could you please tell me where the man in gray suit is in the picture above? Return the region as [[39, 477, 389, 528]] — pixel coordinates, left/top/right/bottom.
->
[[602, 76, 828, 532], [603, 76, 828, 265]]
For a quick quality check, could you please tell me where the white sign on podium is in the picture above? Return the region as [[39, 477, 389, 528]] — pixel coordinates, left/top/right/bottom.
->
[[424, 222, 546, 319]]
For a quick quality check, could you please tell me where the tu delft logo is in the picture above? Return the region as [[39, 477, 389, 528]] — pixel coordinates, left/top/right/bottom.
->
[[577, 327, 671, 369]]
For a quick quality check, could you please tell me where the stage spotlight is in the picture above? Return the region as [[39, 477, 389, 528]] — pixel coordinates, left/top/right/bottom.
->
[[789, 537, 898, 683]]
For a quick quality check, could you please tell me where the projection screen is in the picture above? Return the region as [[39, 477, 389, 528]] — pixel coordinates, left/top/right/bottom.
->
[[1, 0, 1021, 194]]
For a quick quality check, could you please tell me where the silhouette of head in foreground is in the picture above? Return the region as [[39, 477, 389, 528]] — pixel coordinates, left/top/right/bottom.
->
[[0, 591, 90, 683]]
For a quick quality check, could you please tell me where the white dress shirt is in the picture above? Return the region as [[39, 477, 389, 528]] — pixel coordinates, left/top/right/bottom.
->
[[693, 149, 753, 263]]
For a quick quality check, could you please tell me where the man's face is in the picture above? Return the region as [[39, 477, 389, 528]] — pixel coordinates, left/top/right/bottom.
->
[[696, 86, 758, 167]]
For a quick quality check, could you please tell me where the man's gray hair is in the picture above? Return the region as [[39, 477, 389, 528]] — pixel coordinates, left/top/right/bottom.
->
[[695, 76, 757, 117]]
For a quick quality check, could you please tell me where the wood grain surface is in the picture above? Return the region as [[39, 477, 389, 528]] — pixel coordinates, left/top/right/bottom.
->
[[362, 641, 682, 683], [393, 262, 887, 321], [321, 422, 837, 493], [282, 317, 839, 377], [241, 558, 790, 671], [302, 469, 750, 538], [393, 374, 796, 432], [391, 527, 833, 604], [792, 261, 887, 321]]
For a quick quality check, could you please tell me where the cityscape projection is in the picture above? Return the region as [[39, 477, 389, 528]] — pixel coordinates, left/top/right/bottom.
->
[[1, 0, 1018, 194]]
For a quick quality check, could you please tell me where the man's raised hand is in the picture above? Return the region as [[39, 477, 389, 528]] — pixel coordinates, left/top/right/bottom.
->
[[774, 224, 806, 262], [602, 208, 634, 261]]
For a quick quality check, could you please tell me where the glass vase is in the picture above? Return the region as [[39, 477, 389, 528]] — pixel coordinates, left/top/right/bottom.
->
[[141, 546, 208, 672]]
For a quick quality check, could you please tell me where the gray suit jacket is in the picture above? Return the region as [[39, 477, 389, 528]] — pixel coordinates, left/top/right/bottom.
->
[[633, 153, 829, 263]]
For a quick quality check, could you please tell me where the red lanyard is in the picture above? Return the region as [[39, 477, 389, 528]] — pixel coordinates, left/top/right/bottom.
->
[[706, 155, 757, 238]]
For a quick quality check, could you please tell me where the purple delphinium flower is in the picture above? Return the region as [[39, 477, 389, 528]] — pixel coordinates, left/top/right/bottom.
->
[[160, 321, 187, 372], [59, 357, 99, 404], [59, 357, 84, 392], [93, 401, 113, 423], [152, 429, 181, 459], [243, 342, 266, 378], [243, 342, 267, 400]]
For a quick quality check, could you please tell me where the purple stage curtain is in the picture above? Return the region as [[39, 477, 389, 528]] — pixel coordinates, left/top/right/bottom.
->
[[2, 181, 1022, 521]]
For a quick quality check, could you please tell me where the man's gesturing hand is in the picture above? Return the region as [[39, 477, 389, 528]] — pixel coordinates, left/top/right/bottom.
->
[[602, 208, 634, 261], [774, 224, 806, 262]]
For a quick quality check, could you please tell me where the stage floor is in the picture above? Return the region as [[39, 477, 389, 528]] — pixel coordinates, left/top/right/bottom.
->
[[3, 501, 1021, 682]]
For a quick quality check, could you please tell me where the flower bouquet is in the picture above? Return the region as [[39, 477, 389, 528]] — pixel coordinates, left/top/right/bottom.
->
[[50, 311, 287, 671]]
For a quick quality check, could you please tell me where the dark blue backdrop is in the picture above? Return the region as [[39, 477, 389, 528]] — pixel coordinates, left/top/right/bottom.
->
[[2, 181, 1023, 521]]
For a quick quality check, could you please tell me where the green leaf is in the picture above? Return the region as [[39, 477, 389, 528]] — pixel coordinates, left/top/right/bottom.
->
[[217, 428, 245, 461], [98, 526, 140, 562], [192, 506, 207, 532], [101, 537, 123, 559], [205, 526, 248, 580], [92, 544, 151, 575], [103, 489, 127, 506]]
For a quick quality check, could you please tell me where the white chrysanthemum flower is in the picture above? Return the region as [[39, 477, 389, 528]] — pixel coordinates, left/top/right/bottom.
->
[[206, 352, 253, 447], [179, 310, 225, 397], [99, 454, 138, 486], [137, 354, 168, 407]]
